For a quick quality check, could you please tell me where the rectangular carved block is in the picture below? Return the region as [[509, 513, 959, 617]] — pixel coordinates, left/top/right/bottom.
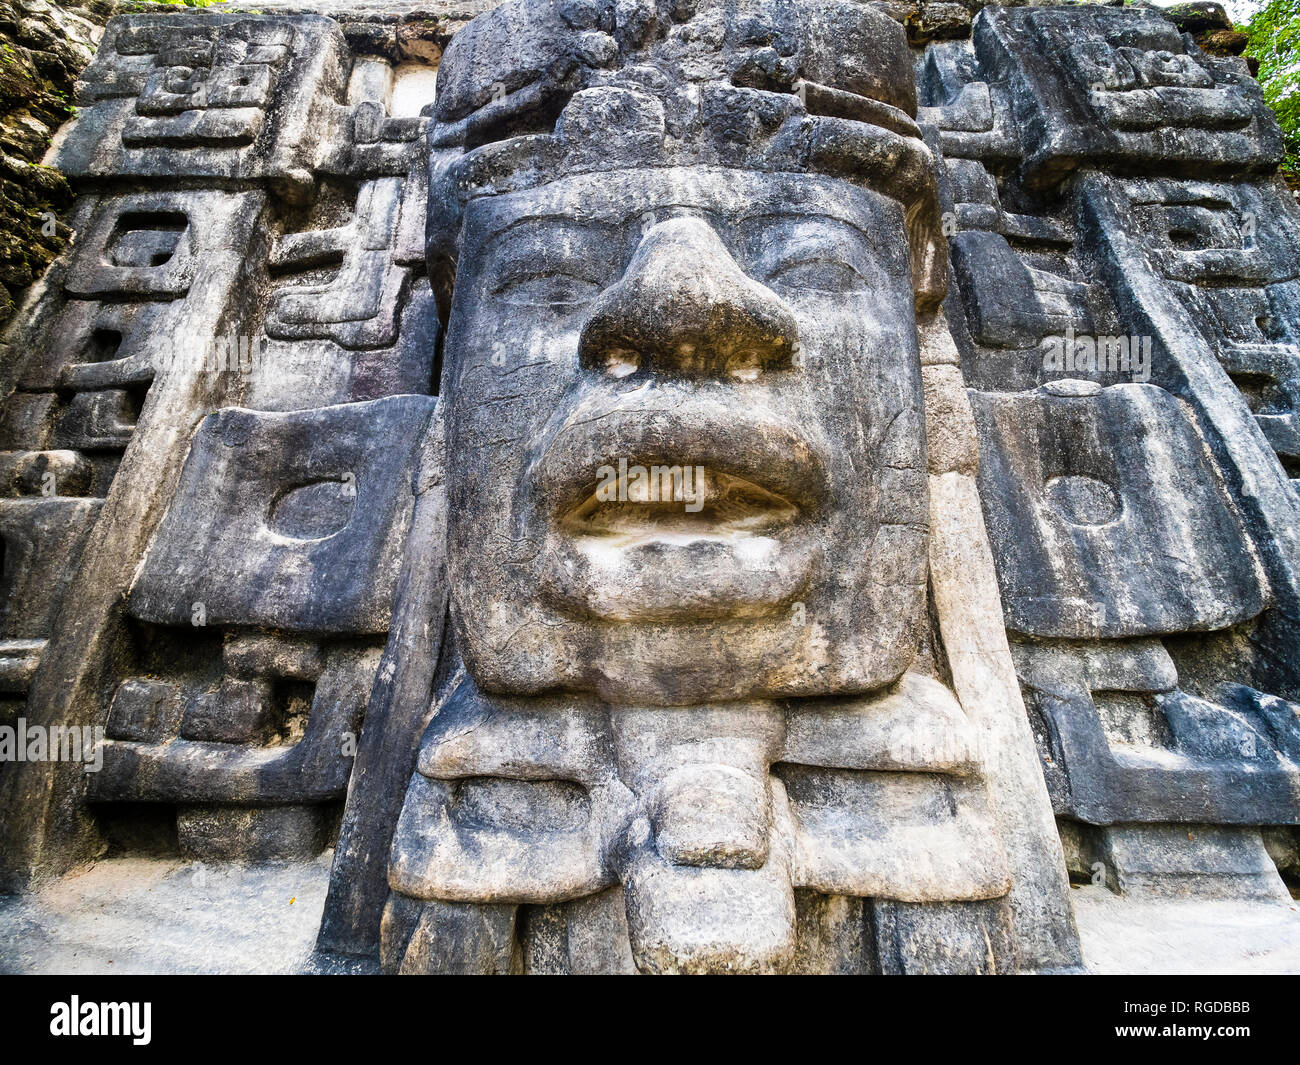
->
[[0, 498, 102, 639], [106, 678, 185, 743], [55, 13, 349, 198], [128, 395, 436, 634], [177, 804, 328, 861], [974, 6, 1284, 186]]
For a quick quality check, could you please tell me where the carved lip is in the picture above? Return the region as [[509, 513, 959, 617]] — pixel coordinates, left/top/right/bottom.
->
[[535, 396, 832, 537], [532, 394, 829, 621]]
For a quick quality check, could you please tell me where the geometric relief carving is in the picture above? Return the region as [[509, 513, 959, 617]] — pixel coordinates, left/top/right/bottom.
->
[[974, 6, 1284, 186], [971, 384, 1269, 640], [1122, 178, 1300, 475], [83, 396, 436, 854], [934, 5, 1300, 906], [89, 642, 381, 807], [129, 396, 436, 633], [267, 178, 412, 348], [0, 4, 451, 897], [54, 13, 350, 198], [1014, 637, 1300, 828], [0, 169, 266, 737]]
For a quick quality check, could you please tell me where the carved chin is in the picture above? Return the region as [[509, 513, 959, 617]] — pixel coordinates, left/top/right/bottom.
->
[[539, 526, 820, 622]]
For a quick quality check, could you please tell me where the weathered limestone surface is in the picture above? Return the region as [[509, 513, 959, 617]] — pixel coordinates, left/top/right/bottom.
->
[[929, 2, 1300, 904], [0, 0, 1297, 973]]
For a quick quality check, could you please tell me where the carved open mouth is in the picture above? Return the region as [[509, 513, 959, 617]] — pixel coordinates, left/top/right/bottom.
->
[[560, 468, 801, 545], [539, 450, 824, 618], [532, 391, 831, 621]]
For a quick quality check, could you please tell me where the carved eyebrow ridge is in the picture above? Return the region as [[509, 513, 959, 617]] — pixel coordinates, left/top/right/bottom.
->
[[481, 197, 879, 251]]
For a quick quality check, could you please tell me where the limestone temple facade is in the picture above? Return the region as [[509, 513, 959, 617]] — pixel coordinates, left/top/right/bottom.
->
[[0, 0, 1297, 973]]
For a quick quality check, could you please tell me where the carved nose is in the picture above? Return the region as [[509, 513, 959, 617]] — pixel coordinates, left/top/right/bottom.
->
[[579, 217, 800, 381]]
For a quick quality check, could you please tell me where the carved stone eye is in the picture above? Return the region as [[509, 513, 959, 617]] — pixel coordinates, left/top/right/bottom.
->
[[495, 271, 600, 309], [1044, 474, 1122, 526], [767, 258, 864, 293], [267, 478, 355, 540]]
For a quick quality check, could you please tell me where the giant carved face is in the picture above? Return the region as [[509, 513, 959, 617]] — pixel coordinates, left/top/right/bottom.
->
[[440, 165, 930, 704]]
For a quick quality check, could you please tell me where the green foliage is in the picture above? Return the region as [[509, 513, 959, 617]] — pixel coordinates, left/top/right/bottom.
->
[[1245, 0, 1300, 175]]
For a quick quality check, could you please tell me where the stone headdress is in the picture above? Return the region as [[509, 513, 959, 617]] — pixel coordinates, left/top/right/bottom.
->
[[425, 0, 947, 312]]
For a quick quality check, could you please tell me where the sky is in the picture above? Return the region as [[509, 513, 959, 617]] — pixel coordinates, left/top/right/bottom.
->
[[1145, 0, 1264, 24]]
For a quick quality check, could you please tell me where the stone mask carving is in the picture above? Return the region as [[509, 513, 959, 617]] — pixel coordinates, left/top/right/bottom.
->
[[445, 169, 931, 703], [428, 0, 944, 705], [7, 0, 1300, 977], [377, 0, 1037, 975]]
